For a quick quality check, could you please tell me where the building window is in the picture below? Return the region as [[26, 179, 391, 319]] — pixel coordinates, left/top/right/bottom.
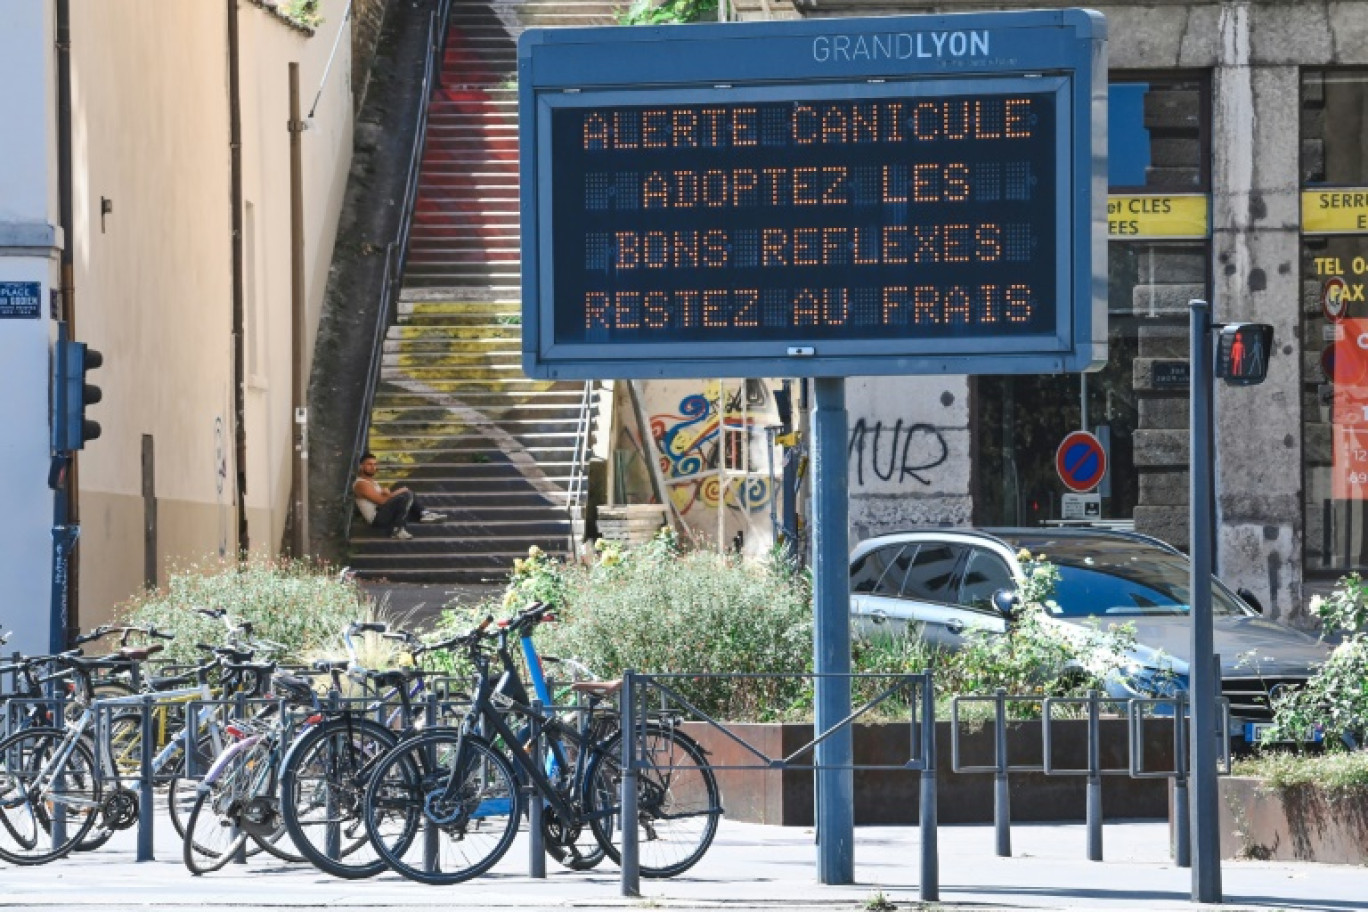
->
[[975, 75, 1208, 533], [1300, 71, 1368, 575]]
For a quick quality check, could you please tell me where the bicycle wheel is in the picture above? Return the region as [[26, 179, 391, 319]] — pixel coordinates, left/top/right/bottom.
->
[[278, 717, 397, 879], [0, 728, 102, 865], [363, 731, 520, 885], [166, 731, 217, 840], [535, 726, 606, 870], [585, 726, 721, 878], [182, 747, 256, 875]]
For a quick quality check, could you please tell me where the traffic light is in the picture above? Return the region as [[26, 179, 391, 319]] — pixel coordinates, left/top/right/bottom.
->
[[52, 339, 103, 451], [1215, 323, 1274, 386]]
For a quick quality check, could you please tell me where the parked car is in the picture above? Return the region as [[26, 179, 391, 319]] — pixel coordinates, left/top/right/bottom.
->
[[849, 527, 1331, 745]]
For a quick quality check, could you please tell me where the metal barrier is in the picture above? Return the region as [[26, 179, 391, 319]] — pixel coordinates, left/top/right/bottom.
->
[[950, 688, 1233, 866], [618, 670, 940, 902]]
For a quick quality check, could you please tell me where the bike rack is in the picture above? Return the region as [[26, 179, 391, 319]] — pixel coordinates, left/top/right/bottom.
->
[[618, 670, 939, 902]]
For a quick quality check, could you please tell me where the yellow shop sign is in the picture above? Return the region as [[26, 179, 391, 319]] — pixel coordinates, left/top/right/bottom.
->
[[1303, 188, 1368, 234], [1107, 195, 1209, 239]]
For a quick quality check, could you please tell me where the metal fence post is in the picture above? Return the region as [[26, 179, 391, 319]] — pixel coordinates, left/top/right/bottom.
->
[[1174, 692, 1191, 868], [232, 691, 248, 864], [919, 672, 939, 903], [528, 698, 546, 878], [619, 670, 640, 898], [423, 692, 439, 874], [136, 695, 155, 861], [1086, 690, 1103, 861], [50, 690, 68, 852], [325, 689, 342, 862], [994, 688, 1010, 857]]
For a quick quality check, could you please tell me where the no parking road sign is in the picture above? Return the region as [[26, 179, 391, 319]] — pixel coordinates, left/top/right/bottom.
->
[[1056, 430, 1107, 493]]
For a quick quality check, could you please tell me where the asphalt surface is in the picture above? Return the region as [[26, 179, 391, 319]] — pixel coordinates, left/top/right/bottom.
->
[[2, 817, 1363, 911]]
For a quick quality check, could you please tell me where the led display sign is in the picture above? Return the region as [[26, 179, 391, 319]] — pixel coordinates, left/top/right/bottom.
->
[[520, 13, 1107, 379]]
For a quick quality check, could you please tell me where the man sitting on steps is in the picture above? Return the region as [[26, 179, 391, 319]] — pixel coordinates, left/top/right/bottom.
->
[[353, 451, 445, 540]]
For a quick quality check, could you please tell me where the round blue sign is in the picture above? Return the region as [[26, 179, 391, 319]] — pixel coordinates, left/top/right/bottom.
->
[[1056, 430, 1106, 493]]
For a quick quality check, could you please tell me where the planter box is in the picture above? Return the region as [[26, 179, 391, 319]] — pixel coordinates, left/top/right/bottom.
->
[[1219, 776, 1368, 864], [684, 720, 1174, 826]]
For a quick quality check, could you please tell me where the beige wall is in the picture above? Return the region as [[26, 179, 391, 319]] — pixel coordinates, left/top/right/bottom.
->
[[69, 0, 354, 627]]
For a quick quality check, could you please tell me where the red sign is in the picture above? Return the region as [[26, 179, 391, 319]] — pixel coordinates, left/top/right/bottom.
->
[[1323, 277, 1350, 323], [1333, 319, 1368, 498], [1056, 430, 1107, 493]]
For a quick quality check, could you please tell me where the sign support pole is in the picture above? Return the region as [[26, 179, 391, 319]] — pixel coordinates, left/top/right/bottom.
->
[[812, 376, 853, 884], [1188, 299, 1221, 903]]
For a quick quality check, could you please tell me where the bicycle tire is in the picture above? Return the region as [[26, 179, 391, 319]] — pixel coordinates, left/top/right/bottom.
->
[[183, 735, 284, 871], [585, 725, 721, 878], [182, 785, 250, 874], [363, 730, 520, 885], [527, 723, 607, 871], [166, 731, 218, 840], [278, 716, 398, 879], [0, 727, 103, 866]]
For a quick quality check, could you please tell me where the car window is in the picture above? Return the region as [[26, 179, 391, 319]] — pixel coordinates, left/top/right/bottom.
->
[[959, 548, 1014, 610], [851, 545, 908, 595], [899, 544, 965, 602], [879, 545, 919, 597], [1048, 559, 1249, 618]]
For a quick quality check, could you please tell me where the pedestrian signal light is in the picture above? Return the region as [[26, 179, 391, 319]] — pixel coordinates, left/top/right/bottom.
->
[[1215, 323, 1273, 386], [52, 339, 103, 451]]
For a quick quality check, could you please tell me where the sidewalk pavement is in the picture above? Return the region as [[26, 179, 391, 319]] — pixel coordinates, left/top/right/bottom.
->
[[2, 817, 1362, 911]]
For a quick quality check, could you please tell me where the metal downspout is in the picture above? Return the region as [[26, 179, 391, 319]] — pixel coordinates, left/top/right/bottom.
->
[[56, 0, 77, 638], [229, 0, 249, 555]]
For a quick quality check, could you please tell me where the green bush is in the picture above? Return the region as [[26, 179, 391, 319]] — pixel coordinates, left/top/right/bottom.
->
[[434, 534, 812, 721], [1233, 750, 1368, 796], [617, 0, 718, 26], [117, 557, 370, 667], [1266, 573, 1368, 747]]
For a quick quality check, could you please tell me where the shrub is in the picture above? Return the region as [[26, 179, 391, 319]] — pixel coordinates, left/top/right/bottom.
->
[[433, 533, 813, 721], [117, 557, 371, 667], [617, 0, 718, 26], [1233, 750, 1368, 796], [1266, 573, 1368, 748]]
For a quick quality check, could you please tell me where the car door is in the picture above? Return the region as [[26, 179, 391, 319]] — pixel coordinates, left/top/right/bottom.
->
[[850, 543, 918, 638], [894, 543, 974, 649], [949, 546, 1015, 644]]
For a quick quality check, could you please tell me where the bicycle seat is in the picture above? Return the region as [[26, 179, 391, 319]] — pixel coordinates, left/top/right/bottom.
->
[[312, 659, 349, 672], [366, 668, 420, 688], [570, 679, 621, 696], [117, 644, 165, 661], [147, 671, 195, 689]]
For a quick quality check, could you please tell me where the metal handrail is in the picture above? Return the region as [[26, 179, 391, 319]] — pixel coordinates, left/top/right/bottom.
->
[[566, 381, 595, 557], [343, 0, 452, 541]]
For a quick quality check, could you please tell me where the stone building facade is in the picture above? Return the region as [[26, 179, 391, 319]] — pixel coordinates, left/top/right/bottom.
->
[[713, 0, 1368, 628]]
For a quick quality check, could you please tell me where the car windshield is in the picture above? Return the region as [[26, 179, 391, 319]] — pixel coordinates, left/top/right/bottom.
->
[[998, 533, 1250, 619]]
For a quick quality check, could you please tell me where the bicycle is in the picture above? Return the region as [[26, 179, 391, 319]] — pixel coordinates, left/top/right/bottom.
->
[[276, 621, 453, 879], [360, 605, 721, 885]]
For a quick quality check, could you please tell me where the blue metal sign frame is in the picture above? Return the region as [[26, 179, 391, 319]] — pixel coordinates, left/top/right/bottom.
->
[[519, 11, 1107, 379]]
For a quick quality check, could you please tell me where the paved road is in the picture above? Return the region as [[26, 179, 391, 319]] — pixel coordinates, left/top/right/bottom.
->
[[2, 817, 1362, 911]]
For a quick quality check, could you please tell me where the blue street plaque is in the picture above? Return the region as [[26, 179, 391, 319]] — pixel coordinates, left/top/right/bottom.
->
[[0, 282, 42, 319], [519, 11, 1107, 379]]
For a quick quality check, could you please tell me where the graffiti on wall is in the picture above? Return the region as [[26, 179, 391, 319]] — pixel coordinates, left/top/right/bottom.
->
[[847, 418, 949, 488], [652, 386, 774, 516]]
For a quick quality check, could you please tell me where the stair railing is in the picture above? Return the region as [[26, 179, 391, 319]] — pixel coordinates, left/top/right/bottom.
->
[[343, 0, 453, 542], [566, 380, 596, 561]]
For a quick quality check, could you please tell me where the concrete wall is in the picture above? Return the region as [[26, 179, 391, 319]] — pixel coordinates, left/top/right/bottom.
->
[[67, 0, 354, 628]]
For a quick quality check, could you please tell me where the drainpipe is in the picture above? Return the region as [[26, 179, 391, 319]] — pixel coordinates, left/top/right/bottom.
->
[[56, 0, 78, 638], [229, 0, 249, 556], [289, 62, 308, 556]]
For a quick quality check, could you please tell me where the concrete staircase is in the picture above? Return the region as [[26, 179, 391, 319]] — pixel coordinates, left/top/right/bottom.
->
[[347, 0, 617, 584]]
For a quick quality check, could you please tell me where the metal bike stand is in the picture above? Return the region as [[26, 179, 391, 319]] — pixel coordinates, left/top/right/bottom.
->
[[917, 673, 939, 903], [619, 671, 640, 898], [50, 692, 68, 851], [528, 699, 546, 878], [423, 693, 439, 874], [325, 689, 342, 862], [137, 695, 155, 861], [232, 691, 248, 865], [993, 688, 1011, 857]]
